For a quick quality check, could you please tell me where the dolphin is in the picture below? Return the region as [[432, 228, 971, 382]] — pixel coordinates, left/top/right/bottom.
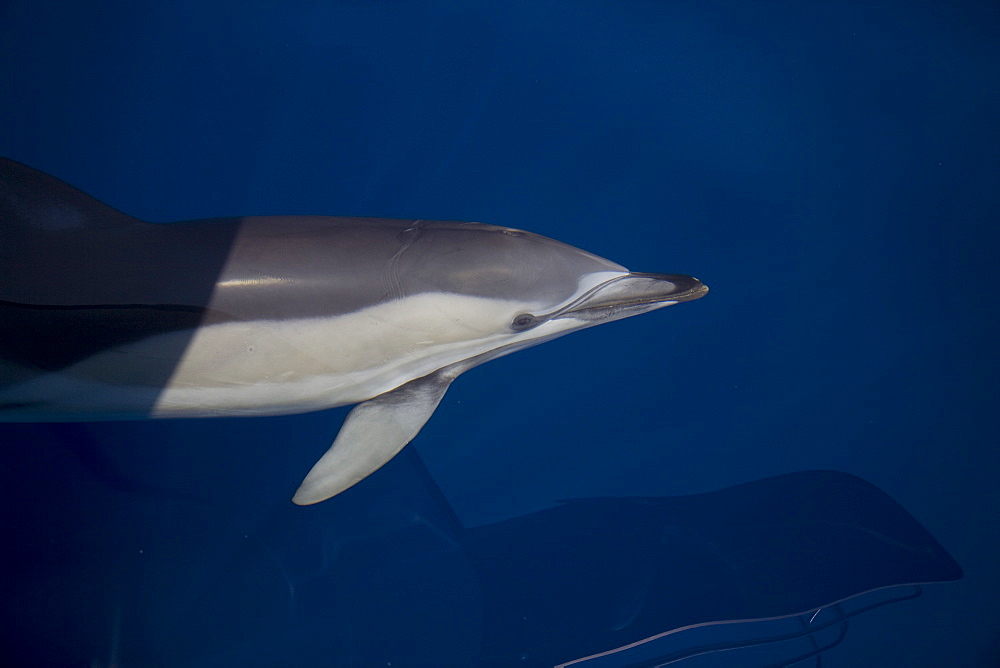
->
[[0, 157, 707, 504]]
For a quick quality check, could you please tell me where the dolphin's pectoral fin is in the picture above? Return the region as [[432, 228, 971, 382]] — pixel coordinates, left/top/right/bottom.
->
[[291, 370, 456, 505]]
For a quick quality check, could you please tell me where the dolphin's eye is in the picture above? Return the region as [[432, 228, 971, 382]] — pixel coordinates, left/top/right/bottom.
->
[[511, 314, 539, 331]]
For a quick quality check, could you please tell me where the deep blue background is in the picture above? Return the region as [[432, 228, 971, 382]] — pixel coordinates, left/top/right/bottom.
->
[[2, 1, 998, 665]]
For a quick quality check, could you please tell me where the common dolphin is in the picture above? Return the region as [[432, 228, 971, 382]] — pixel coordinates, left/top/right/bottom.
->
[[0, 158, 707, 504]]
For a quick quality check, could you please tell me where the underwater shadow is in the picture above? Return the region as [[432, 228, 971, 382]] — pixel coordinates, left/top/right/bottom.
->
[[0, 426, 962, 667]]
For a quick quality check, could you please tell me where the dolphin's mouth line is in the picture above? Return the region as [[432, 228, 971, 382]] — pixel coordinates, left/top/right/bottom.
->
[[521, 273, 707, 327], [625, 272, 709, 303]]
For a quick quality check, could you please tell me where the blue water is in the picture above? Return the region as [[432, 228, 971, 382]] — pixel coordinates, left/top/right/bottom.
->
[[1, 1, 997, 666]]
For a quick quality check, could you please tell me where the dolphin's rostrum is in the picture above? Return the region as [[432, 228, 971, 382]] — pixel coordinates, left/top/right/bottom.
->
[[0, 158, 707, 504]]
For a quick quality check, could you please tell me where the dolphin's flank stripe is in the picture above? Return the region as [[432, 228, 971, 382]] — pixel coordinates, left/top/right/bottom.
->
[[1, 300, 225, 372], [0, 299, 208, 313]]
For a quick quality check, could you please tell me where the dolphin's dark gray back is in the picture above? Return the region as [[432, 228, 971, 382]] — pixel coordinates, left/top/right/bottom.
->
[[0, 160, 423, 378], [1, 158, 237, 381]]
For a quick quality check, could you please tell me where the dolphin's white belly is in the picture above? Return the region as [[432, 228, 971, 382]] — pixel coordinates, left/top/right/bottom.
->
[[0, 292, 535, 420], [154, 297, 519, 416]]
